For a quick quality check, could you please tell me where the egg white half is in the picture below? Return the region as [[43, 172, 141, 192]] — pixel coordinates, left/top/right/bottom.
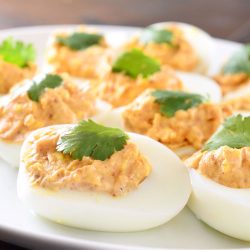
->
[[17, 125, 191, 232], [151, 22, 215, 74], [188, 168, 250, 241]]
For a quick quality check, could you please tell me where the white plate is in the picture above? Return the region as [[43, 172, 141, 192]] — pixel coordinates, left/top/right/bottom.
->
[[0, 25, 248, 250]]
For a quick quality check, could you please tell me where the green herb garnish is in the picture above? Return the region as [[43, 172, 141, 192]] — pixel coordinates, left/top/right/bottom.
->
[[203, 115, 250, 151], [27, 74, 63, 102], [0, 37, 35, 68], [152, 90, 208, 117], [57, 32, 103, 50], [222, 44, 250, 75], [112, 49, 161, 78], [140, 27, 174, 45], [57, 120, 129, 161]]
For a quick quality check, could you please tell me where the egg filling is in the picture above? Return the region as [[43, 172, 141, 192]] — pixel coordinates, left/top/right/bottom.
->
[[186, 146, 250, 188], [124, 26, 198, 71], [47, 30, 108, 79], [122, 90, 229, 150], [23, 127, 151, 197], [0, 59, 36, 94], [0, 76, 96, 143], [98, 66, 182, 107]]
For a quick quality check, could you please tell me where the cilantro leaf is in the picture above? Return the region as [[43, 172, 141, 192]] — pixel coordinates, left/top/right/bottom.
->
[[112, 49, 161, 78], [140, 27, 174, 45], [57, 32, 103, 50], [152, 90, 208, 117], [0, 37, 36, 68], [203, 115, 250, 151], [222, 44, 250, 75], [57, 120, 129, 161], [27, 74, 63, 102]]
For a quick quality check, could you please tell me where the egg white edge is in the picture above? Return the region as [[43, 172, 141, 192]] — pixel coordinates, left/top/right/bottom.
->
[[188, 168, 250, 241]]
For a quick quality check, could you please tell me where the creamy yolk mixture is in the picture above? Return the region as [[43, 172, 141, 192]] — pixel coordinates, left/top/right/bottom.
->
[[123, 91, 230, 150], [124, 26, 198, 72], [214, 72, 250, 95], [186, 146, 250, 188], [0, 77, 96, 143], [97, 66, 183, 107], [23, 128, 151, 196], [0, 59, 36, 94], [47, 32, 108, 79]]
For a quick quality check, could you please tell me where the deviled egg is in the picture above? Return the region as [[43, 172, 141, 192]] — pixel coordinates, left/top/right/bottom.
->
[[0, 73, 107, 167], [45, 26, 110, 80], [0, 37, 37, 93], [186, 115, 250, 241], [123, 22, 214, 74], [17, 120, 191, 232], [96, 49, 221, 107], [214, 44, 250, 95], [95, 83, 225, 158]]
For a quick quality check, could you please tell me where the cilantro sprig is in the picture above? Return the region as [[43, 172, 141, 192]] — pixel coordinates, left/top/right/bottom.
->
[[57, 120, 129, 161], [152, 90, 208, 117], [0, 37, 36, 68], [112, 49, 161, 79], [222, 44, 250, 75], [57, 32, 103, 50], [140, 27, 174, 45], [27, 74, 63, 102], [203, 115, 250, 151]]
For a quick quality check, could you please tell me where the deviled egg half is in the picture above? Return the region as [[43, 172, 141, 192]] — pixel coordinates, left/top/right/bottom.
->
[[95, 49, 221, 107], [186, 115, 250, 241], [94, 77, 224, 158], [45, 26, 110, 80], [123, 22, 214, 74], [0, 37, 37, 94], [17, 120, 191, 232], [0, 73, 109, 167], [214, 43, 250, 95]]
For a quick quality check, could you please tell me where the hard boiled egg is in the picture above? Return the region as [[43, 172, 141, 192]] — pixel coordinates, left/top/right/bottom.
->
[[151, 22, 215, 74], [188, 168, 250, 241], [17, 125, 191, 232], [93, 72, 221, 158]]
